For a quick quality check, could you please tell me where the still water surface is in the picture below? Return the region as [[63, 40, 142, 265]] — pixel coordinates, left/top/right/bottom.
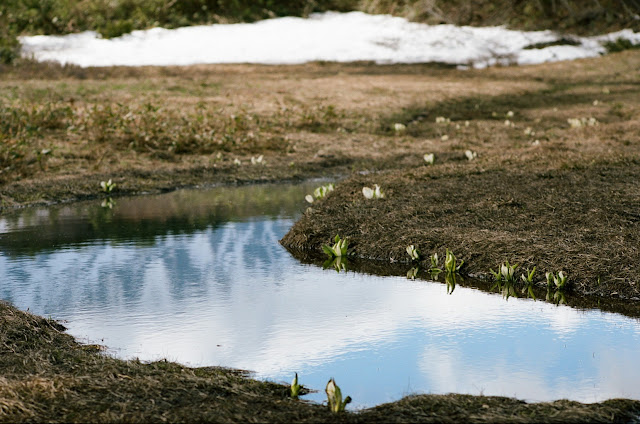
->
[[1, 182, 640, 408]]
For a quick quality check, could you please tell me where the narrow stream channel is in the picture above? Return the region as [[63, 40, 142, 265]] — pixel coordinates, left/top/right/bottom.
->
[[1, 182, 639, 409]]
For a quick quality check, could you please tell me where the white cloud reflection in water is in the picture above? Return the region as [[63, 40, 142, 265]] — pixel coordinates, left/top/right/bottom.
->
[[1, 185, 640, 408]]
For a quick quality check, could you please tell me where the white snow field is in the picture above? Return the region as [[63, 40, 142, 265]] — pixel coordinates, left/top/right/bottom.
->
[[19, 11, 640, 68]]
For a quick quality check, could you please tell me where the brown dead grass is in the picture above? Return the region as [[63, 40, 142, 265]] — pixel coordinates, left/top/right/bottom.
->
[[2, 52, 639, 209], [278, 50, 640, 311]]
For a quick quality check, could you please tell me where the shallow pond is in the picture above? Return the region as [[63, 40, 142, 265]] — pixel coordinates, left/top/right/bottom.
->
[[1, 182, 640, 409]]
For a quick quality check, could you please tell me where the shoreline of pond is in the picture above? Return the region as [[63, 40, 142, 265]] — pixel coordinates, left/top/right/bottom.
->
[[2, 301, 640, 423]]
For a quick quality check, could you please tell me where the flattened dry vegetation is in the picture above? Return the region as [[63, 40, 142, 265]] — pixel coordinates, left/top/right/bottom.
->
[[2, 301, 640, 423], [282, 51, 640, 311], [282, 159, 640, 303]]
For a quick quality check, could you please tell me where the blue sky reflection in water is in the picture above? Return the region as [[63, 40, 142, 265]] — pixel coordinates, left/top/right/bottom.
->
[[1, 183, 640, 409]]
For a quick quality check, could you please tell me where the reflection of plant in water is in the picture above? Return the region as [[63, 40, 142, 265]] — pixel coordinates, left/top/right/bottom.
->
[[547, 287, 567, 305], [520, 267, 537, 299], [429, 252, 441, 278], [290, 373, 301, 399], [444, 272, 460, 295], [428, 250, 463, 293], [406, 267, 419, 280], [500, 280, 518, 300], [490, 261, 519, 300], [322, 234, 349, 258], [326, 378, 351, 413], [324, 256, 348, 273], [100, 198, 115, 209], [546, 271, 568, 305]]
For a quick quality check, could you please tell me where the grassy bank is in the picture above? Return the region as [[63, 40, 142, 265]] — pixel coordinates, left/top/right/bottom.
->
[[2, 301, 640, 423]]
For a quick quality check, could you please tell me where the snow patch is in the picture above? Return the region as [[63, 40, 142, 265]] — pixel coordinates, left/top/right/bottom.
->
[[19, 11, 640, 68]]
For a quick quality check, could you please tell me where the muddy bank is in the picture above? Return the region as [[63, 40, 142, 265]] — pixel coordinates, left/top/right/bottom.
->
[[2, 301, 639, 423], [281, 157, 640, 310]]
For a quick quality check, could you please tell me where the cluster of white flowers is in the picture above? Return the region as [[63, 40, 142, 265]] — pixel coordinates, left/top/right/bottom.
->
[[393, 123, 407, 132], [567, 117, 598, 128], [251, 155, 265, 165], [305, 183, 334, 204], [464, 150, 477, 161], [362, 184, 384, 199], [423, 153, 435, 164], [435, 116, 450, 124]]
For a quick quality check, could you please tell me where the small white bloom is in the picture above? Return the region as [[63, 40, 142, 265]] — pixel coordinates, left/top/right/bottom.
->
[[305, 194, 314, 204], [464, 121, 470, 127], [406, 245, 419, 260], [393, 123, 406, 132], [363, 185, 384, 199], [500, 264, 508, 277], [233, 158, 241, 165], [441, 135, 449, 141], [251, 155, 264, 165], [506, 111, 514, 118], [593, 100, 599, 106], [423, 153, 435, 165], [568, 118, 582, 128], [532, 139, 540, 146], [373, 184, 385, 198], [464, 150, 477, 161], [435, 116, 449, 124]]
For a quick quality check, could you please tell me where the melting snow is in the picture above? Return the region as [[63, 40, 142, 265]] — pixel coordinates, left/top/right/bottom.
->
[[19, 11, 640, 68]]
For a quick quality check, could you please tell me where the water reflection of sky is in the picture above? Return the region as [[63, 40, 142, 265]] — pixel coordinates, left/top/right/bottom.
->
[[1, 184, 640, 408]]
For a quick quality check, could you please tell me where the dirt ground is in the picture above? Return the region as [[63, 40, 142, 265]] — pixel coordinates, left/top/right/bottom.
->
[[1, 51, 640, 421]]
